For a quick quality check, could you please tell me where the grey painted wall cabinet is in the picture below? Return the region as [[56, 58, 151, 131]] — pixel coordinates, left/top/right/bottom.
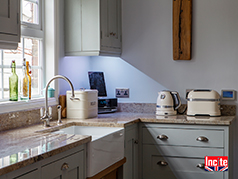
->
[[64, 0, 121, 57], [140, 123, 232, 179], [0, 0, 20, 49]]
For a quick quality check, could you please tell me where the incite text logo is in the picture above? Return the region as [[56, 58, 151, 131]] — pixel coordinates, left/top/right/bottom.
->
[[204, 156, 228, 172]]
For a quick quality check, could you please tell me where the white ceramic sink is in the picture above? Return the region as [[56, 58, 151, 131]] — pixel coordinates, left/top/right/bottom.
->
[[53, 126, 124, 177]]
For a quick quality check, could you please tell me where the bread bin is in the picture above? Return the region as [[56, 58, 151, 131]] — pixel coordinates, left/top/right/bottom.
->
[[67, 89, 98, 119], [187, 89, 221, 116]]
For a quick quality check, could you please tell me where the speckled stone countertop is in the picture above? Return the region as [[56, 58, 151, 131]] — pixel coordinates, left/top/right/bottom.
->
[[56, 112, 235, 127], [0, 124, 91, 176], [0, 112, 235, 176]]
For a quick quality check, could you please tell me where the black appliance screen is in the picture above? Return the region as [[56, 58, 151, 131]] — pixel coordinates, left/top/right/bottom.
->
[[88, 72, 107, 97]]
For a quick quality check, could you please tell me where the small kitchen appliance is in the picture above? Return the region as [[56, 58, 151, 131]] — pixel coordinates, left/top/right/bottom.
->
[[88, 71, 118, 113], [98, 97, 117, 113], [156, 91, 181, 115], [187, 89, 221, 117], [66, 89, 98, 119]]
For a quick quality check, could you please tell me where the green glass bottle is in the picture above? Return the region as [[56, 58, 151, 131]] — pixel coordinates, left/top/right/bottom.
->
[[9, 60, 18, 101]]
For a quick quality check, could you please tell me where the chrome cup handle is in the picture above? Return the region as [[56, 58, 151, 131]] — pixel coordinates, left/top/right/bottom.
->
[[196, 136, 209, 142], [157, 134, 169, 140], [157, 161, 168, 166], [197, 163, 205, 169]]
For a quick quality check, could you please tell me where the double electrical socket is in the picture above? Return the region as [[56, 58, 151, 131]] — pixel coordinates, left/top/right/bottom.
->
[[116, 88, 129, 98]]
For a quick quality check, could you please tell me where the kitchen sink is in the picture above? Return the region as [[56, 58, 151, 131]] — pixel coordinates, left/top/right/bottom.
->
[[53, 125, 124, 177]]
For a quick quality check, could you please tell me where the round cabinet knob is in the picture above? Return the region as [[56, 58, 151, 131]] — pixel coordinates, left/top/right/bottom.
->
[[157, 134, 169, 140], [197, 163, 205, 169], [134, 140, 139, 144], [157, 161, 168, 166], [196, 136, 209, 142], [61, 163, 69, 171]]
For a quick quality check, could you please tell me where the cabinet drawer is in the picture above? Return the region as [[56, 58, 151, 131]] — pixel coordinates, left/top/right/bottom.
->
[[143, 146, 224, 179], [143, 144, 223, 159], [142, 127, 224, 147], [42, 151, 82, 179]]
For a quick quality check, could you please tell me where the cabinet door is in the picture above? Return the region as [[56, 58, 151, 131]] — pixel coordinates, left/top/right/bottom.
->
[[41, 151, 84, 179], [100, 0, 121, 50], [11, 170, 39, 179], [0, 0, 20, 44], [124, 124, 138, 179]]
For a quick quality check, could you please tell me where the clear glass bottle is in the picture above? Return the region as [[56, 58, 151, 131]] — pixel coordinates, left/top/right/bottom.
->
[[26, 61, 31, 99], [20, 59, 29, 100], [9, 60, 18, 101]]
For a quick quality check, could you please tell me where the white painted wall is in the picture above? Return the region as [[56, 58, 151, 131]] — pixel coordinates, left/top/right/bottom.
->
[[59, 56, 165, 103], [59, 56, 91, 94], [121, 0, 238, 102], [90, 56, 166, 103]]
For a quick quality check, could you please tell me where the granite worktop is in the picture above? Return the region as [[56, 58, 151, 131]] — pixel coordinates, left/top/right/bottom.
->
[[0, 112, 235, 176], [0, 124, 91, 176]]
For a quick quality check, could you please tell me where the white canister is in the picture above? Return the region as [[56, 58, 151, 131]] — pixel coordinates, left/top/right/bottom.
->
[[66, 89, 98, 119]]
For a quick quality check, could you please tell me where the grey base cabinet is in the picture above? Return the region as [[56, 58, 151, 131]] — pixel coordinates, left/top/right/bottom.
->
[[140, 123, 232, 179], [41, 150, 84, 179], [4, 167, 39, 179], [1, 145, 86, 179], [123, 124, 139, 179]]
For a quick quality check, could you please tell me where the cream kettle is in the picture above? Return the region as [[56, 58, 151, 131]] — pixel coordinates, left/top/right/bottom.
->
[[156, 91, 181, 115]]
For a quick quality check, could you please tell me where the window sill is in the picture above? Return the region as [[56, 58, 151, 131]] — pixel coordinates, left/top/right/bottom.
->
[[0, 97, 58, 114]]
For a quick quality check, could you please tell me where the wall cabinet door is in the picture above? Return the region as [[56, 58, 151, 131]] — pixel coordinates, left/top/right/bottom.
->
[[124, 124, 138, 179], [41, 151, 84, 179], [0, 0, 20, 49], [100, 0, 121, 53], [64, 0, 121, 56]]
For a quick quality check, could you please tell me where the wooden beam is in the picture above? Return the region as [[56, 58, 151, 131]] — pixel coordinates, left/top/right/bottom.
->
[[173, 0, 192, 60]]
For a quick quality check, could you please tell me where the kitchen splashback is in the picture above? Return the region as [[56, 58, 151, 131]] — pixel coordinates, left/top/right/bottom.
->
[[117, 103, 236, 116], [0, 106, 57, 132]]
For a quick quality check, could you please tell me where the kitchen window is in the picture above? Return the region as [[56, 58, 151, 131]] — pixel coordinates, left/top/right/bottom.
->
[[0, 0, 44, 101]]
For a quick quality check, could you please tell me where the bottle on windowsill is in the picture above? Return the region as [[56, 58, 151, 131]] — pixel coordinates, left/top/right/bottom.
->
[[9, 60, 18, 101], [26, 61, 31, 99], [20, 58, 29, 100]]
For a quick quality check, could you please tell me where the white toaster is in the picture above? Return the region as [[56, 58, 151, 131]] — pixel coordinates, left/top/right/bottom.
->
[[187, 89, 221, 117]]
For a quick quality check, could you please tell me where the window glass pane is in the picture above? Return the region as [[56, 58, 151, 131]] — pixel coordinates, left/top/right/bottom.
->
[[24, 38, 39, 66], [22, 0, 39, 24], [3, 39, 23, 66], [3, 68, 10, 99], [31, 68, 42, 96], [24, 38, 42, 97]]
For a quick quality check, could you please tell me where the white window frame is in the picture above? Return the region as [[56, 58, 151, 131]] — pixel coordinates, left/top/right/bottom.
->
[[0, 0, 58, 114]]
